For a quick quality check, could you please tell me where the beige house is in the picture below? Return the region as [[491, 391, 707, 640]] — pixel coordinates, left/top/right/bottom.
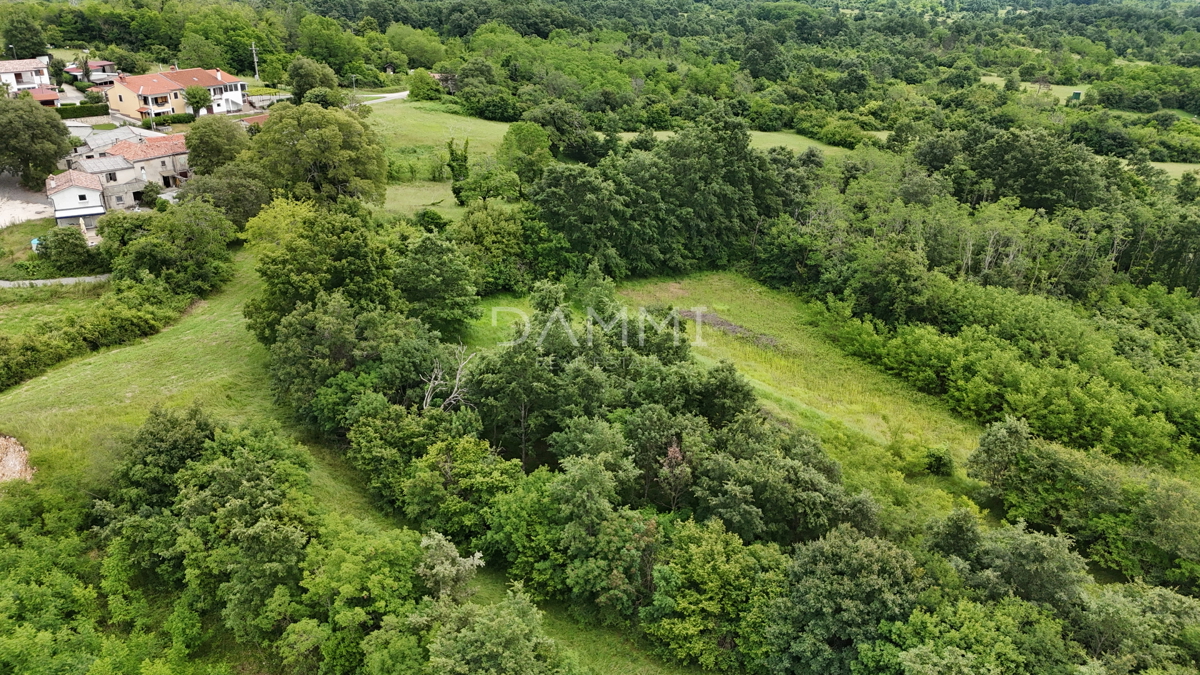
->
[[105, 67, 247, 120]]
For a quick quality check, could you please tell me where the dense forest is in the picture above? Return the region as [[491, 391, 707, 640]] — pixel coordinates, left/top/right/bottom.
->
[[5, 0, 1200, 672]]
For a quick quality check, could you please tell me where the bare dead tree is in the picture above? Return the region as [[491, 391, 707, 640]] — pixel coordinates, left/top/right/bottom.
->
[[421, 346, 477, 411]]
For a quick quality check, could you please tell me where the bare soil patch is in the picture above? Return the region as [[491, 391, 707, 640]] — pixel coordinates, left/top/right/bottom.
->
[[680, 309, 779, 348], [0, 435, 34, 482]]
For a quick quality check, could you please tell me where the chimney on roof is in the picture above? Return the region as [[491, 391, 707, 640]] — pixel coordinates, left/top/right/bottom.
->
[[216, 69, 223, 81], [169, 65, 176, 71], [48, 177, 56, 188]]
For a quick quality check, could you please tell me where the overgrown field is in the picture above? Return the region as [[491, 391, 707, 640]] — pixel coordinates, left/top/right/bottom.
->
[[374, 101, 850, 218], [0, 218, 52, 280], [0, 282, 107, 336], [0, 251, 703, 675], [618, 273, 981, 530]]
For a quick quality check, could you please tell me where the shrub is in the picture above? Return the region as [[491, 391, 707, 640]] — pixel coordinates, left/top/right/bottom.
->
[[56, 103, 109, 119], [923, 446, 954, 476], [139, 113, 194, 128]]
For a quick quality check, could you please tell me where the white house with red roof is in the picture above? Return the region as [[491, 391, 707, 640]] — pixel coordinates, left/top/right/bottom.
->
[[64, 60, 117, 84], [0, 58, 51, 93], [46, 170, 107, 236]]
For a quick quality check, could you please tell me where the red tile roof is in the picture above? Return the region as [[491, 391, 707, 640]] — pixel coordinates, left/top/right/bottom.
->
[[239, 113, 269, 126], [117, 72, 185, 95], [46, 170, 102, 195], [108, 135, 188, 162], [116, 67, 245, 96], [65, 60, 114, 72], [28, 86, 59, 101]]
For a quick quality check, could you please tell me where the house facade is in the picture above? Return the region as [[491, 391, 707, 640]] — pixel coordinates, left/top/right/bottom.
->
[[106, 135, 191, 188], [105, 67, 247, 119], [75, 156, 147, 210], [46, 170, 106, 237], [64, 60, 117, 84], [0, 58, 51, 93]]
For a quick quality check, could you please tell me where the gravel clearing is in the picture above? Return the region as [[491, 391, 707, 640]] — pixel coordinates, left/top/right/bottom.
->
[[0, 175, 53, 228]]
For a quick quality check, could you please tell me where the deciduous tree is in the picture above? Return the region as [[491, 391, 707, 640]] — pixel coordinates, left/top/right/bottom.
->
[[251, 102, 387, 204], [0, 96, 72, 189], [185, 114, 248, 175]]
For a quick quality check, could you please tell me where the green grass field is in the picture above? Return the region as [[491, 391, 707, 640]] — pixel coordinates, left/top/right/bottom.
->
[[1150, 161, 1200, 179], [370, 100, 512, 218], [617, 273, 982, 530], [980, 75, 1089, 103], [384, 181, 464, 219], [0, 251, 704, 675], [0, 282, 107, 336], [372, 100, 511, 154], [750, 130, 849, 154], [618, 129, 849, 155]]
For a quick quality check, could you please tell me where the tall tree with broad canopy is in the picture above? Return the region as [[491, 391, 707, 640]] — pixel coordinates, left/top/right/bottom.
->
[[3, 12, 44, 59], [0, 96, 72, 189], [287, 55, 339, 102], [185, 114, 249, 175], [251, 102, 388, 204]]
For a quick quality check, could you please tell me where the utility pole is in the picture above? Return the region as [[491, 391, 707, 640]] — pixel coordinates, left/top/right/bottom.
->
[[251, 41, 259, 81], [350, 73, 357, 106]]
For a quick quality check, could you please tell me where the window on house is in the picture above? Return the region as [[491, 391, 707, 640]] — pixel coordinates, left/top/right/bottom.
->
[[173, 92, 178, 99], [160, 161, 166, 167], [107, 172, 117, 182], [78, 194, 87, 201], [115, 195, 124, 204], [118, 94, 123, 102]]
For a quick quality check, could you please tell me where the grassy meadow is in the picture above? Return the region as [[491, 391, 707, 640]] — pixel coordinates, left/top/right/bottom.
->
[[0, 218, 53, 280], [617, 129, 849, 154], [371, 100, 511, 154], [1150, 161, 1200, 179], [617, 273, 982, 530], [371, 100, 511, 218], [0, 282, 107, 336], [373, 102, 851, 219], [980, 75, 1090, 102]]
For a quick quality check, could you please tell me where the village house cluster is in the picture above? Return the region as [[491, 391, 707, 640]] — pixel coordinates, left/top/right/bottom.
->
[[3, 54, 255, 244]]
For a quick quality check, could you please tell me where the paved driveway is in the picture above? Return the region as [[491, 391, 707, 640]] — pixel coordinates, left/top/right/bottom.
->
[[363, 90, 409, 105], [0, 175, 53, 229]]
